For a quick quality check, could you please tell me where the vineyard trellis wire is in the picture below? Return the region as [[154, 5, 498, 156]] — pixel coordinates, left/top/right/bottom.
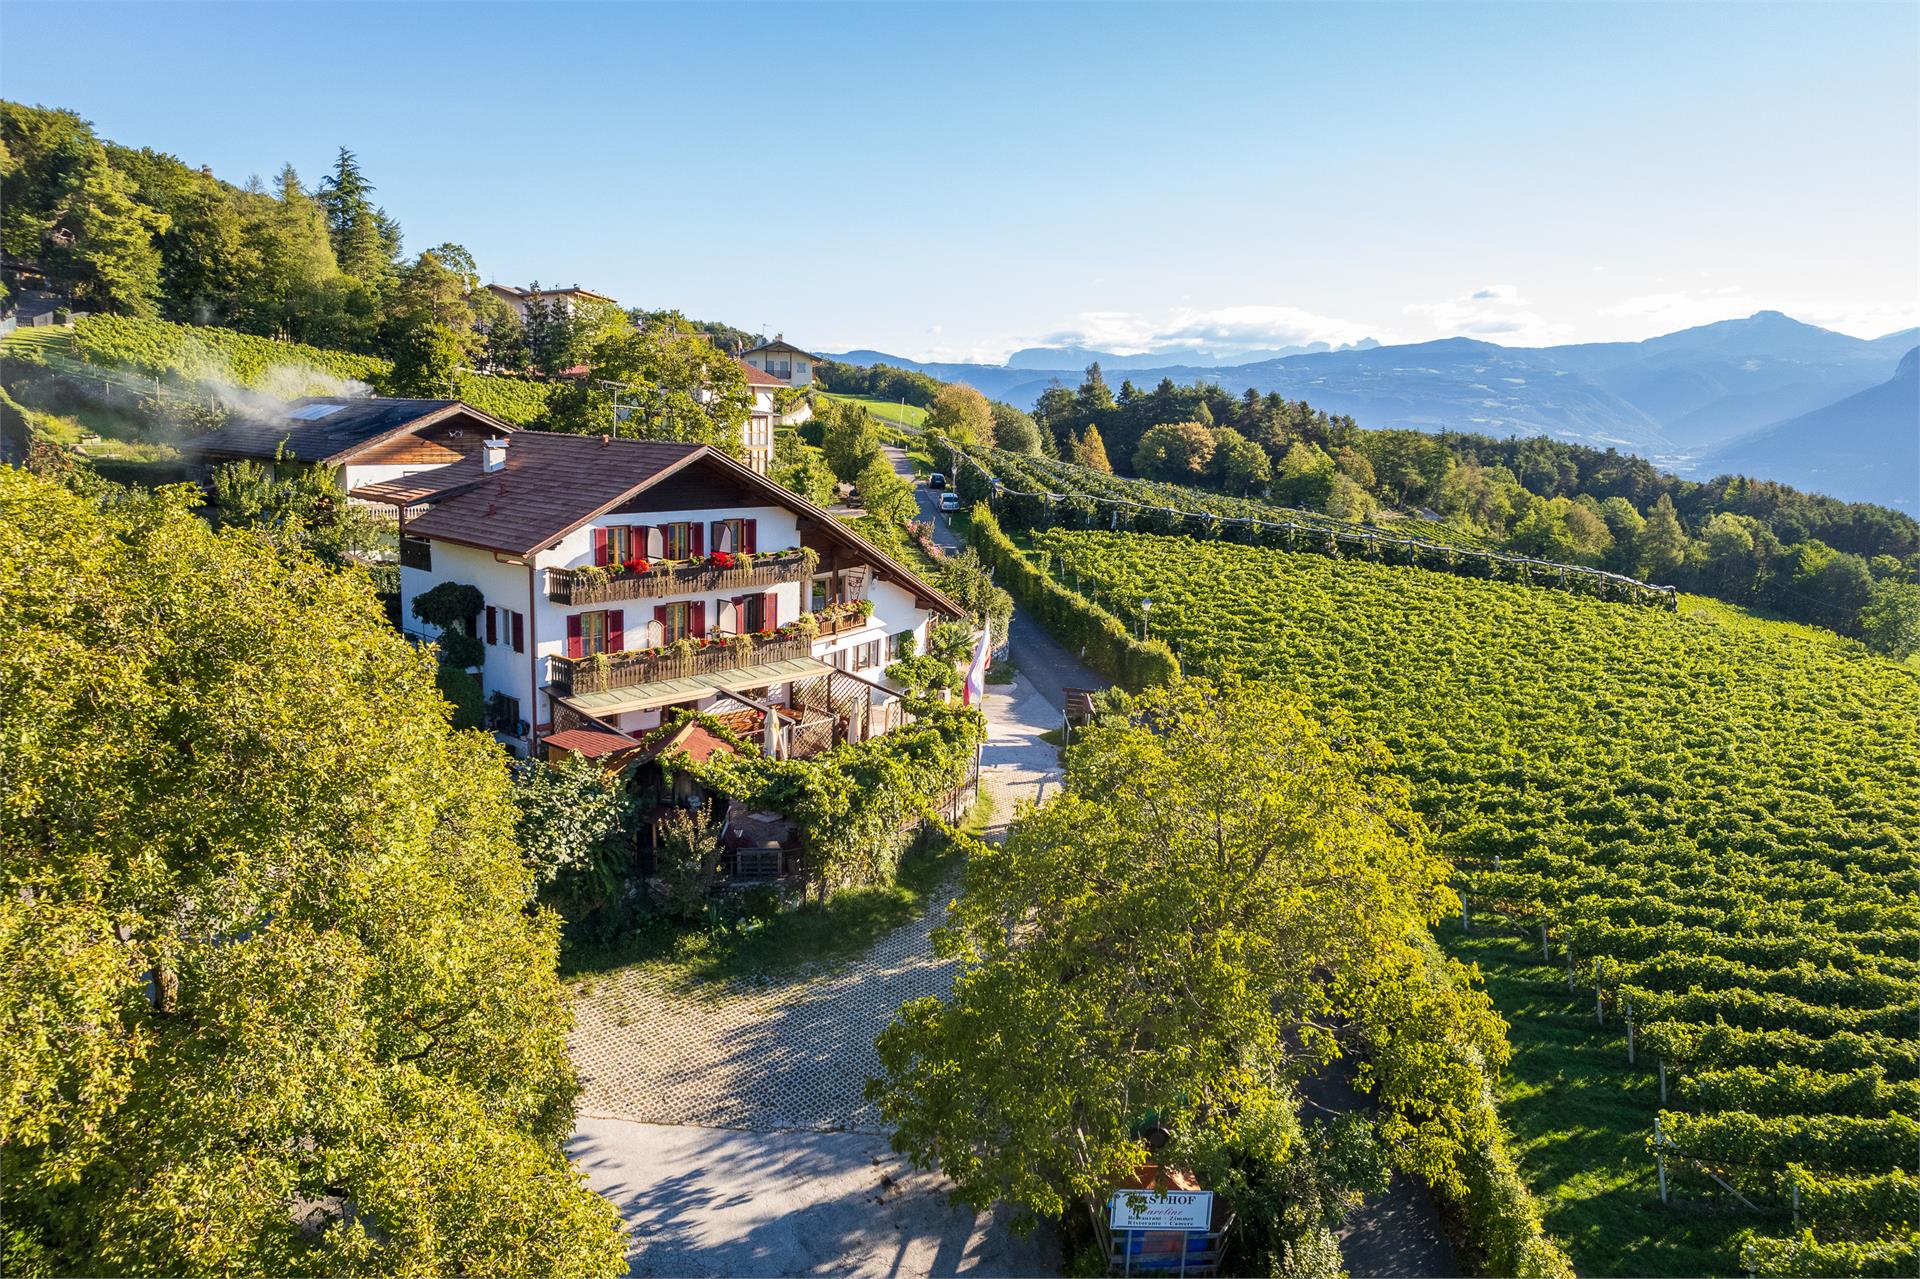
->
[[940, 438, 1680, 610]]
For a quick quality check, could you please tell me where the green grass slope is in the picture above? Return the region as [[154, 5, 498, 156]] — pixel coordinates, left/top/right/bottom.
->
[[1040, 530, 1920, 1277]]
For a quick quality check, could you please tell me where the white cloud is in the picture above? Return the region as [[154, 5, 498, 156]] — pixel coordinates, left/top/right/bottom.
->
[[1008, 303, 1389, 362], [1402, 285, 1571, 346], [1600, 288, 1919, 337]]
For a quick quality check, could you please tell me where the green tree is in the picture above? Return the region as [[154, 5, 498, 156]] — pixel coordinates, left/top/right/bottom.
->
[[1272, 441, 1336, 509], [1325, 471, 1375, 521], [771, 432, 837, 505], [1133, 421, 1216, 482], [1210, 426, 1272, 495], [870, 679, 1494, 1240], [52, 142, 170, 315], [855, 452, 918, 524], [1860, 580, 1920, 660], [820, 399, 884, 483], [545, 328, 747, 455], [989, 401, 1045, 455], [317, 147, 396, 293], [512, 756, 631, 931], [0, 469, 624, 1276], [209, 457, 388, 568], [925, 382, 996, 448], [1639, 493, 1690, 578]]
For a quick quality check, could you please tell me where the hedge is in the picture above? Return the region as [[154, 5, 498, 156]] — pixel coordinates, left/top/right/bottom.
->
[[967, 503, 1177, 692]]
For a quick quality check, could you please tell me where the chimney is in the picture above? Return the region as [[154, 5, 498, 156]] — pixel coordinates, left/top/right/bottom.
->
[[483, 438, 509, 473]]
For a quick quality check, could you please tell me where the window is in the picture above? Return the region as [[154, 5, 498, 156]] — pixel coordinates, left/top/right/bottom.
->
[[580, 610, 610, 656], [491, 695, 522, 735], [733, 593, 767, 634], [660, 602, 690, 644], [608, 525, 635, 564], [400, 535, 432, 571], [810, 574, 832, 613], [661, 521, 693, 560], [710, 518, 756, 554], [854, 639, 883, 671]]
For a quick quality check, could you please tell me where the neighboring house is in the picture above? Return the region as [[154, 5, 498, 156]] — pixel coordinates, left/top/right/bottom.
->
[[486, 283, 619, 321], [742, 337, 820, 389], [186, 397, 521, 497], [736, 358, 785, 474], [352, 432, 965, 758]]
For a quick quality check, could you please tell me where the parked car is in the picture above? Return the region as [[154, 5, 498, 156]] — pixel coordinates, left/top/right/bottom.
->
[[928, 472, 946, 490], [938, 492, 962, 512]]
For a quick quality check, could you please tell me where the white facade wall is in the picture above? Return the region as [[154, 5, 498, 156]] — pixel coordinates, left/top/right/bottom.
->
[[398, 540, 542, 750], [402, 496, 947, 748]]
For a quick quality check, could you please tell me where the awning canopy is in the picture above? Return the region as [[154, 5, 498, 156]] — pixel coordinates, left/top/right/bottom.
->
[[555, 655, 834, 718]]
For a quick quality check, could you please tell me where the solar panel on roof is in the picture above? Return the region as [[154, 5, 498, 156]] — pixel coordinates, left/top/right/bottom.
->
[[289, 403, 346, 420]]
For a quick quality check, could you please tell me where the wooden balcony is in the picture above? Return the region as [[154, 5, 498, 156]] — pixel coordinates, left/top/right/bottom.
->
[[814, 605, 874, 637], [554, 630, 812, 695], [546, 549, 812, 606]]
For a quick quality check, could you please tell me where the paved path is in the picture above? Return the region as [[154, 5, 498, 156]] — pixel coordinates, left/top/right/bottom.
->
[[570, 884, 955, 1133], [569, 1118, 1051, 1278]]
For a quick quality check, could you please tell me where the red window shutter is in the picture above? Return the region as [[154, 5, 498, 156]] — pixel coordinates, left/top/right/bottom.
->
[[512, 611, 525, 653], [628, 525, 644, 561], [593, 526, 609, 566], [689, 523, 704, 557], [485, 606, 497, 645], [742, 518, 757, 553], [653, 604, 668, 644], [566, 614, 583, 659], [763, 588, 779, 629], [691, 601, 707, 638], [607, 609, 624, 653]]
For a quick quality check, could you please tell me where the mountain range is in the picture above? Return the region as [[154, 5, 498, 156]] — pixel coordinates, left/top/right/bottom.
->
[[827, 312, 1919, 509]]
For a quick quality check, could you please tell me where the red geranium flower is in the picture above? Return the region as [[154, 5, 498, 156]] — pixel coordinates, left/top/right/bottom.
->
[[711, 551, 735, 569]]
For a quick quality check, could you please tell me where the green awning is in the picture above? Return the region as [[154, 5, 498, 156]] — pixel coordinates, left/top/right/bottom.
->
[[556, 656, 835, 717]]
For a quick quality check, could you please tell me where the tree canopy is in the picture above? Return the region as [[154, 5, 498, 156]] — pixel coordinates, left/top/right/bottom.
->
[[870, 680, 1501, 1244], [0, 469, 624, 1276]]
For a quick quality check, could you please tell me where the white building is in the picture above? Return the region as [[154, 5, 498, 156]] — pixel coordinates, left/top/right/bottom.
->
[[353, 432, 964, 759], [486, 284, 619, 321], [737, 358, 786, 474], [741, 337, 820, 389], [187, 397, 520, 497]]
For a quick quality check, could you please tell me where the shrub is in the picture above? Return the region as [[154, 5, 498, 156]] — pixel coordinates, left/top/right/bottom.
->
[[967, 503, 1177, 691]]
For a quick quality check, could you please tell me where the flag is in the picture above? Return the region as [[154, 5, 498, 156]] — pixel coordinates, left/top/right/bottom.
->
[[963, 621, 992, 706]]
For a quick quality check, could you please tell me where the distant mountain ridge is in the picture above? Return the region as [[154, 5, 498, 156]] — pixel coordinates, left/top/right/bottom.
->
[[824, 313, 1916, 503], [1698, 347, 1919, 513]]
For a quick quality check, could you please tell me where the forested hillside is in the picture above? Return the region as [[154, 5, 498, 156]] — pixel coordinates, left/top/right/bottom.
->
[[915, 360, 1920, 650], [1038, 529, 1920, 1276]]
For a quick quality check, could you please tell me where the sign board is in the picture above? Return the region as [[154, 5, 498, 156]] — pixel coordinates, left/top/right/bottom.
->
[[1108, 1189, 1213, 1232]]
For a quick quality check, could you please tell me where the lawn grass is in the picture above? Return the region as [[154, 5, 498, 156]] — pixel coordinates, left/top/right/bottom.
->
[[819, 390, 928, 429], [1443, 924, 1773, 1276]]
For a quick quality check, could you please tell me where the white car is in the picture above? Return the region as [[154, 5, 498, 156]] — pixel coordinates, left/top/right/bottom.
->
[[938, 492, 962, 512]]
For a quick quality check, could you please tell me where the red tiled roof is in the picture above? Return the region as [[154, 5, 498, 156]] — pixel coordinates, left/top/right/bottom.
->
[[630, 721, 740, 765], [737, 358, 786, 387], [544, 727, 640, 759]]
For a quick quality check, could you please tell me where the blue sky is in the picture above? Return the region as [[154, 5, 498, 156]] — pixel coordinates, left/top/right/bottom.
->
[[3, 1, 1915, 361]]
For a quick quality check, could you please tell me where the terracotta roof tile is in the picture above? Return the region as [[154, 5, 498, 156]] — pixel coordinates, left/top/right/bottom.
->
[[737, 359, 786, 387], [543, 727, 641, 759]]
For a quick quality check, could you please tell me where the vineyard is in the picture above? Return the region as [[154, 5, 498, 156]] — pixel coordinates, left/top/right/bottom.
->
[[54, 315, 556, 426], [949, 443, 1679, 609], [1036, 529, 1920, 1276]]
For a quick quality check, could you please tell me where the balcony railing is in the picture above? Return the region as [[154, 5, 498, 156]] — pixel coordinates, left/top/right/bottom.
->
[[554, 630, 813, 696], [814, 606, 874, 637], [546, 549, 812, 605]]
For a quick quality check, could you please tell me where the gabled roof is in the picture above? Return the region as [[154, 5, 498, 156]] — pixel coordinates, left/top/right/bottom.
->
[[737, 359, 787, 388], [488, 283, 618, 304], [186, 398, 518, 467], [744, 339, 820, 361], [350, 433, 966, 617]]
